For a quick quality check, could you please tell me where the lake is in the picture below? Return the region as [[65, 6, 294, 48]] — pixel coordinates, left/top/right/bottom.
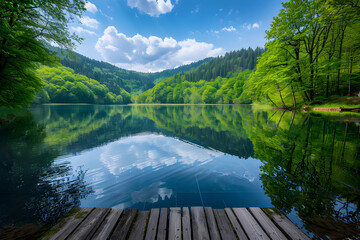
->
[[0, 105, 359, 239]]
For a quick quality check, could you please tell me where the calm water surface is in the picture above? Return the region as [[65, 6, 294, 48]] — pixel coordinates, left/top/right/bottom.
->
[[0, 105, 359, 239]]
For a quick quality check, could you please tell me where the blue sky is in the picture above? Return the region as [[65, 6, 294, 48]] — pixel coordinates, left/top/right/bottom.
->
[[70, 0, 284, 72]]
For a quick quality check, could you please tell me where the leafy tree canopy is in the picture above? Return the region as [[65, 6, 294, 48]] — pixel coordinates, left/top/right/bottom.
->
[[34, 64, 131, 104], [241, 0, 360, 108], [0, 0, 86, 108]]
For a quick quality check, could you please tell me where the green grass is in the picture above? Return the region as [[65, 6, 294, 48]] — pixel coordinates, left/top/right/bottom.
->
[[311, 102, 360, 108]]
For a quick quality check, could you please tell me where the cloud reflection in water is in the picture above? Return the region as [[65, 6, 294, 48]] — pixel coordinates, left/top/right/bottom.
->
[[63, 133, 266, 209]]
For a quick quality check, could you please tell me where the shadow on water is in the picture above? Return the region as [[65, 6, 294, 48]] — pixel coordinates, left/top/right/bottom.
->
[[0, 104, 359, 239]]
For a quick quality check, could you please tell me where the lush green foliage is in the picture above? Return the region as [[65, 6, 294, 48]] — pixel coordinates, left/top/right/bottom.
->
[[242, 0, 360, 108], [167, 48, 264, 83], [151, 58, 212, 84], [136, 48, 262, 104], [34, 65, 131, 104], [136, 70, 252, 104], [0, 0, 85, 108], [54, 46, 212, 94]]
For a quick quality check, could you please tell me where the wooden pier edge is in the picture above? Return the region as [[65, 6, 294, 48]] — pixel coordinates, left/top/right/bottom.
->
[[41, 207, 310, 240]]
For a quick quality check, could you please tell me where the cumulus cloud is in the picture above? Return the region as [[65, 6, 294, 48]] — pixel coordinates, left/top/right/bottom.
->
[[245, 23, 260, 30], [96, 26, 224, 72], [79, 16, 99, 29], [71, 26, 95, 35], [85, 1, 98, 14], [222, 26, 236, 32], [127, 0, 174, 17]]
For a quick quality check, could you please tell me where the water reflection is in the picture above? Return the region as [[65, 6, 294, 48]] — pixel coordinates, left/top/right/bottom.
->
[[100, 134, 223, 174], [0, 104, 359, 239], [64, 133, 265, 211], [0, 111, 92, 239]]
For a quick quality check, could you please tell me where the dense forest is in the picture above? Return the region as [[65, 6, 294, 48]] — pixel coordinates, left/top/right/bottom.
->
[[34, 65, 131, 104], [37, 47, 262, 105], [1, 0, 359, 108], [136, 48, 263, 104], [55, 46, 211, 94], [244, 0, 360, 108], [136, 0, 360, 106], [166, 48, 264, 83]]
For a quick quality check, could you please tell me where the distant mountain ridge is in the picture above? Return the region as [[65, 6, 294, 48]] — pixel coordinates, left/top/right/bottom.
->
[[50, 46, 212, 94]]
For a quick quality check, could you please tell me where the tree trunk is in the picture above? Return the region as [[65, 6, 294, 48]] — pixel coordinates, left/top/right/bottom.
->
[[291, 86, 297, 109], [337, 26, 346, 95], [309, 52, 314, 100], [348, 50, 353, 95], [276, 84, 286, 107], [267, 94, 278, 107]]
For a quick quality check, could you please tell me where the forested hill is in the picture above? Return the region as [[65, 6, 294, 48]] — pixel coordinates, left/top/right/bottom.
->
[[52, 47, 211, 94], [150, 58, 212, 84], [136, 47, 264, 104], [169, 47, 264, 83]]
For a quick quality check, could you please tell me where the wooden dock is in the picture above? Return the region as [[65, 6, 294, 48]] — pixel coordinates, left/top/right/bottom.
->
[[42, 207, 310, 240]]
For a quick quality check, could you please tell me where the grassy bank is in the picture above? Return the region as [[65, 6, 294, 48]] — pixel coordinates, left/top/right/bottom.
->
[[310, 97, 360, 108]]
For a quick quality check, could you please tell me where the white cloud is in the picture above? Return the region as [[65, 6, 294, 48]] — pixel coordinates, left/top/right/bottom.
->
[[85, 1, 98, 14], [79, 16, 99, 29], [127, 0, 174, 17], [222, 26, 236, 32], [96, 26, 224, 72], [71, 26, 95, 35], [191, 7, 199, 14], [245, 23, 260, 30]]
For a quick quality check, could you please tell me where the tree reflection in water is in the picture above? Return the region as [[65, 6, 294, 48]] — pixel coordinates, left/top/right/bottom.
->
[[0, 105, 359, 239], [0, 111, 92, 239]]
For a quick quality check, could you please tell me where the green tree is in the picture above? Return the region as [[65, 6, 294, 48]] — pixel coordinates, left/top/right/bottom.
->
[[0, 0, 86, 107]]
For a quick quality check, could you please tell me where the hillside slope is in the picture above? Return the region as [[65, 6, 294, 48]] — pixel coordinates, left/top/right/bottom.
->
[[51, 47, 211, 94], [136, 47, 264, 104], [34, 64, 131, 104]]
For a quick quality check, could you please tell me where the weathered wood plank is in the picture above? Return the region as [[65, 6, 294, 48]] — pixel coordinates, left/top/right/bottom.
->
[[204, 207, 221, 240], [182, 207, 191, 240], [249, 208, 286, 240], [191, 207, 210, 240], [157, 208, 167, 240], [47, 207, 94, 240], [263, 208, 310, 240], [68, 208, 110, 240], [91, 208, 123, 240], [145, 208, 160, 240], [213, 209, 237, 240], [128, 211, 150, 240], [110, 208, 138, 240], [224, 208, 248, 240], [233, 208, 270, 240], [168, 207, 181, 240]]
